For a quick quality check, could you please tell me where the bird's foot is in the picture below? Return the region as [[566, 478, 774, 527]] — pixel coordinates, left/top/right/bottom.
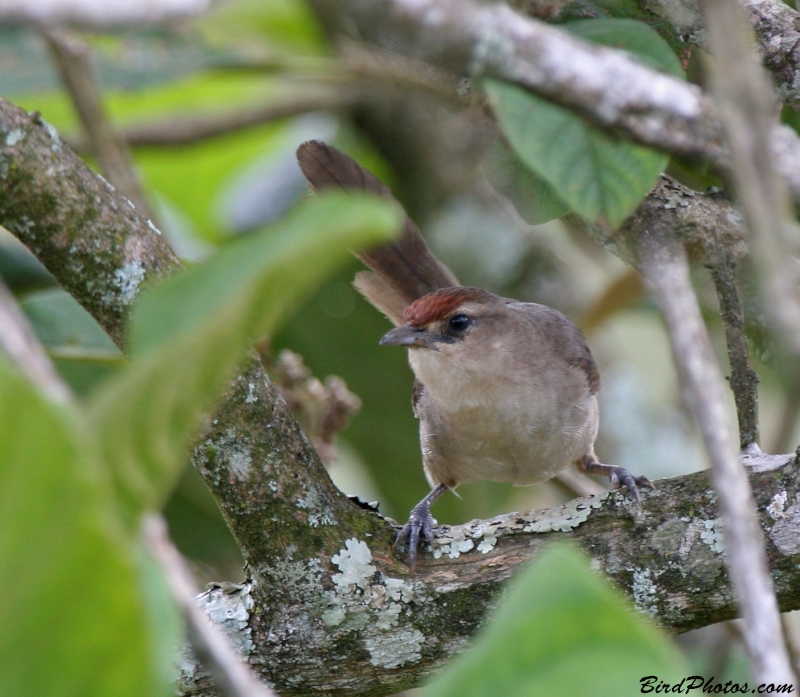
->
[[394, 503, 437, 572], [607, 466, 655, 504], [580, 457, 655, 507]]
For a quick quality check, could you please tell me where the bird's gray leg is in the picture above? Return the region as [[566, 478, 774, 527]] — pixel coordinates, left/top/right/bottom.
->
[[394, 483, 449, 571], [579, 455, 655, 504]]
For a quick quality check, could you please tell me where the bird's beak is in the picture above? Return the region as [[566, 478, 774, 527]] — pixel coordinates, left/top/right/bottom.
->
[[380, 324, 438, 349]]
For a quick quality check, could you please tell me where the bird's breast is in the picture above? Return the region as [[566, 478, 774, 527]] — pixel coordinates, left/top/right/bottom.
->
[[411, 348, 597, 486]]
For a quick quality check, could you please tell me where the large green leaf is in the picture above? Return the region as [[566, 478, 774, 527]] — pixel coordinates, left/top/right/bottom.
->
[[0, 359, 173, 697], [487, 19, 683, 227], [89, 191, 401, 520], [425, 545, 686, 697], [484, 139, 571, 225]]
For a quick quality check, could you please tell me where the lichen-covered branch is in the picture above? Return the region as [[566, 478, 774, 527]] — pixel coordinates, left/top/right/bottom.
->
[[6, 92, 800, 696], [42, 29, 152, 217], [0, 97, 178, 348], [620, 0, 800, 113], [176, 452, 800, 696], [307, 0, 800, 205]]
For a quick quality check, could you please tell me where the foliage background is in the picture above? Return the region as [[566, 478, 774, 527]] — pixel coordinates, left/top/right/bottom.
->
[[3, 0, 798, 691]]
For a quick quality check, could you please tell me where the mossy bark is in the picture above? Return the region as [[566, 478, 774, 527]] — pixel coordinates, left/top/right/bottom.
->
[[3, 95, 800, 696]]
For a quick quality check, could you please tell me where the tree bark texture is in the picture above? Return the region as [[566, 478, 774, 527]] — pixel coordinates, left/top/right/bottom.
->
[[0, 24, 797, 689]]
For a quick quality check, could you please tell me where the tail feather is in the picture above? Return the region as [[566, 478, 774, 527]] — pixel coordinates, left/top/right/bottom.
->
[[297, 140, 458, 324]]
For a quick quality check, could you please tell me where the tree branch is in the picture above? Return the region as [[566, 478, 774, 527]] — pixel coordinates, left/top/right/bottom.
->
[[306, 0, 800, 205], [6, 93, 800, 695], [636, 211, 795, 687], [42, 28, 153, 218], [0, 97, 178, 348], [621, 0, 800, 113], [706, 247, 760, 449], [144, 515, 278, 697]]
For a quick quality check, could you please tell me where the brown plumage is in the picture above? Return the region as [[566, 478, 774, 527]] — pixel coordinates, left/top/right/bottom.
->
[[296, 141, 651, 570], [297, 140, 458, 325]]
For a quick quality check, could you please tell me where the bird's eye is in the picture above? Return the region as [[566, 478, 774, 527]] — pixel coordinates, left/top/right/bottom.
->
[[448, 314, 471, 333]]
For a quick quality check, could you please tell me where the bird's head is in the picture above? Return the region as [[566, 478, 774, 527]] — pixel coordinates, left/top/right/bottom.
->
[[380, 287, 504, 352]]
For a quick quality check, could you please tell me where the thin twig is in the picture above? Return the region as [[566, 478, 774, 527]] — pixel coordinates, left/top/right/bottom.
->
[[0, 276, 71, 404], [771, 391, 800, 454], [638, 226, 795, 688], [704, 0, 800, 369], [69, 88, 357, 151], [42, 28, 153, 219], [554, 469, 606, 498], [705, 248, 760, 448], [704, 0, 800, 683], [143, 515, 277, 697], [66, 47, 467, 152]]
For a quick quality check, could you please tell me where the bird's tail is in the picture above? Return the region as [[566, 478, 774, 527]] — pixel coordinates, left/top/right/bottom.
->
[[296, 140, 458, 325]]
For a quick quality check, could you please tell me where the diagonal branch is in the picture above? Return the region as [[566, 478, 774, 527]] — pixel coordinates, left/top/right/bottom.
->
[[637, 215, 795, 688], [5, 93, 800, 695], [0, 275, 71, 403], [306, 0, 800, 205], [42, 28, 153, 218]]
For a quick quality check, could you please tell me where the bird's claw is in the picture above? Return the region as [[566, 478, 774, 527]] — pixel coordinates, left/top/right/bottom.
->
[[394, 503, 437, 571], [608, 466, 655, 505]]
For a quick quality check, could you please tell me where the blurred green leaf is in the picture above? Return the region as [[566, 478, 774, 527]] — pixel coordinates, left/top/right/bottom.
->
[[426, 544, 685, 697], [0, 25, 239, 95], [199, 0, 326, 56], [0, 358, 171, 697], [566, 19, 684, 78], [487, 19, 682, 227], [485, 140, 571, 224], [20, 288, 124, 396], [21, 288, 120, 353], [90, 191, 401, 521]]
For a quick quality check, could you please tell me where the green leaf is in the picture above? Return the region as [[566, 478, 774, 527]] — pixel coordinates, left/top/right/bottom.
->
[[425, 544, 686, 697], [90, 191, 401, 521], [21, 288, 124, 396], [485, 140, 571, 224], [487, 19, 683, 227], [566, 19, 684, 78], [0, 358, 172, 697]]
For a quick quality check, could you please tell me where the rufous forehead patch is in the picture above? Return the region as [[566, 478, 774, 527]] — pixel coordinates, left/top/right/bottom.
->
[[403, 287, 495, 327]]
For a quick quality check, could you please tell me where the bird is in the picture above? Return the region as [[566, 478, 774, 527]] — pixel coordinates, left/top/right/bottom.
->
[[296, 140, 652, 569]]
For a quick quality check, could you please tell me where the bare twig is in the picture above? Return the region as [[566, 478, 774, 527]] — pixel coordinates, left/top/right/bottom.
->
[[69, 88, 357, 151], [143, 515, 278, 697], [705, 246, 761, 448], [771, 391, 800, 454], [42, 28, 153, 218], [638, 225, 795, 687], [704, 0, 800, 376], [2, 0, 210, 28], [0, 276, 71, 404], [554, 469, 606, 498], [65, 47, 467, 152]]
